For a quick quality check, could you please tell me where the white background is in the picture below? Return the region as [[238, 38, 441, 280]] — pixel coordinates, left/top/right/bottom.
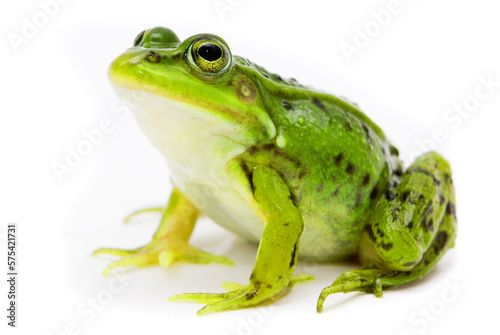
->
[[2, 0, 499, 334]]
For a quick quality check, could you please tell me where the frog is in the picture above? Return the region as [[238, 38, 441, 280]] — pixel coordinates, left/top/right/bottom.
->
[[94, 27, 457, 315]]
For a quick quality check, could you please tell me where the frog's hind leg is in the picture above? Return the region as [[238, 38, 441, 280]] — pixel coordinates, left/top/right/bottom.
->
[[317, 152, 457, 312]]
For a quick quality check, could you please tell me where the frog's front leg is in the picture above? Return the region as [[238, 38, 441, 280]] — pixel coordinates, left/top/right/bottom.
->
[[317, 152, 457, 312], [94, 188, 234, 276], [169, 162, 313, 315]]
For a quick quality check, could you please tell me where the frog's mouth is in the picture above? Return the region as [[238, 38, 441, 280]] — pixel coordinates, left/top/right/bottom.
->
[[108, 49, 276, 148]]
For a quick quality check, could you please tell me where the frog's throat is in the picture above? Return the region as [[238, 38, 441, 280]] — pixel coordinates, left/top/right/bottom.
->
[[112, 86, 253, 180]]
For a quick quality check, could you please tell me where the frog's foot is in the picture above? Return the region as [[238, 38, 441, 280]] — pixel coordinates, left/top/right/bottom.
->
[[169, 274, 314, 316], [317, 269, 385, 313], [318, 152, 457, 313], [93, 240, 234, 276]]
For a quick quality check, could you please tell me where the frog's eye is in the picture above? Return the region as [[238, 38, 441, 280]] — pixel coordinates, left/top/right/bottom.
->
[[187, 37, 231, 74], [133, 30, 147, 47], [133, 27, 180, 48]]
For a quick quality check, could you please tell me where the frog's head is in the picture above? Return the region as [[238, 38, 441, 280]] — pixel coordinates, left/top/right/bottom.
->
[[109, 27, 276, 161]]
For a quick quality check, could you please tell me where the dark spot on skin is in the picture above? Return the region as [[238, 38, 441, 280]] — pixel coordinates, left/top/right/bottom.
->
[[331, 187, 341, 198], [381, 242, 393, 251], [446, 202, 457, 219], [385, 190, 396, 201], [407, 221, 414, 229], [394, 167, 403, 177], [283, 222, 290, 227], [392, 208, 400, 221], [266, 284, 273, 289], [241, 163, 254, 194], [289, 242, 298, 269], [245, 291, 257, 300], [364, 225, 377, 244], [370, 186, 378, 200], [362, 124, 372, 143], [281, 101, 294, 111], [402, 261, 417, 267], [407, 167, 441, 185], [261, 143, 275, 152], [171, 53, 181, 61], [439, 194, 446, 205], [278, 275, 283, 280], [312, 97, 327, 112], [334, 153, 344, 166], [253, 143, 301, 169], [272, 74, 283, 81], [346, 162, 355, 175], [432, 231, 449, 254], [361, 173, 370, 187], [344, 122, 353, 131], [389, 145, 399, 156], [423, 218, 434, 232], [288, 155, 302, 168], [271, 148, 302, 168], [298, 169, 307, 179], [247, 146, 258, 156], [444, 173, 451, 184], [424, 259, 430, 266], [374, 223, 385, 238], [420, 203, 434, 232]]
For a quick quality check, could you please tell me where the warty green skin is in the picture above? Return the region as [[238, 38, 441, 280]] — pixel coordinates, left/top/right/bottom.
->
[[95, 27, 457, 315]]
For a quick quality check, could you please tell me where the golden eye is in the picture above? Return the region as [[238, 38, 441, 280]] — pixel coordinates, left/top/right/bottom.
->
[[190, 38, 230, 73]]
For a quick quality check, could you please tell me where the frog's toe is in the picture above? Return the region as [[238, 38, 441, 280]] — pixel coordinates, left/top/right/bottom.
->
[[98, 252, 159, 276], [195, 293, 258, 316], [157, 245, 234, 267], [316, 269, 385, 313], [93, 245, 159, 276], [169, 288, 261, 316], [94, 242, 233, 276], [93, 247, 141, 257], [168, 291, 232, 305], [124, 207, 165, 223]]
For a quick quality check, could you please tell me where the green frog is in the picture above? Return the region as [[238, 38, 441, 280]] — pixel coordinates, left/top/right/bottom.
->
[[94, 27, 457, 315]]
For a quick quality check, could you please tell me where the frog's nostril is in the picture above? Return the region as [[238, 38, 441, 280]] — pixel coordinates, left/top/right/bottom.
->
[[145, 51, 161, 63]]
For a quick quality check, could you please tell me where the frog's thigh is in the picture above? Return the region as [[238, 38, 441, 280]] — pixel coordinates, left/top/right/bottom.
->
[[359, 152, 456, 274], [317, 152, 457, 312]]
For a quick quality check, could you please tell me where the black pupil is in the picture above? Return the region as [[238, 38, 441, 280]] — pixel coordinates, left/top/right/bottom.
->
[[198, 43, 222, 61]]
